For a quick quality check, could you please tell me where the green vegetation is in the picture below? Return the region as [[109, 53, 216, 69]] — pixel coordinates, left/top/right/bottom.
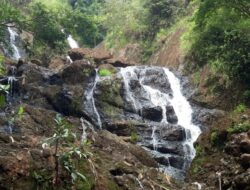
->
[[29, 2, 66, 49], [185, 0, 250, 87], [0, 0, 22, 44], [99, 69, 112, 77], [192, 145, 205, 174], [234, 103, 247, 113], [227, 123, 250, 134], [130, 132, 139, 143], [44, 114, 89, 188]]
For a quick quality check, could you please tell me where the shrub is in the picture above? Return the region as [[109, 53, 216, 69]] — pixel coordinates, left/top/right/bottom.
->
[[130, 132, 139, 143], [227, 123, 250, 134], [234, 103, 247, 113], [99, 69, 112, 77], [210, 131, 219, 147]]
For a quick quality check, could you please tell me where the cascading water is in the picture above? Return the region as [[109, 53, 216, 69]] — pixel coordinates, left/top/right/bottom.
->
[[83, 65, 201, 179], [164, 68, 201, 159], [118, 66, 201, 179], [84, 69, 102, 129], [67, 35, 79, 49], [7, 27, 21, 60]]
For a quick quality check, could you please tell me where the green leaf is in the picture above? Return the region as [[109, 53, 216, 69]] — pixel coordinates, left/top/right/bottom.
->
[[0, 94, 6, 108], [76, 172, 87, 181], [18, 106, 25, 116], [71, 172, 77, 181]]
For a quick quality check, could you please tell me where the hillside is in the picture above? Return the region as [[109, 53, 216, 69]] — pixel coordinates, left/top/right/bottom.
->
[[0, 0, 249, 189]]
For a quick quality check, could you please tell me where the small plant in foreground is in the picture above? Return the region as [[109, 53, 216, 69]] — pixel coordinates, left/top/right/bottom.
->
[[45, 114, 88, 187], [130, 132, 139, 143]]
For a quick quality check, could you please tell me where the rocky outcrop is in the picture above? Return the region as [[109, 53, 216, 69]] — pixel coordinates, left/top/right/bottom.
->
[[61, 60, 95, 84], [68, 48, 112, 62], [187, 109, 250, 190], [0, 57, 180, 189], [140, 106, 163, 122]]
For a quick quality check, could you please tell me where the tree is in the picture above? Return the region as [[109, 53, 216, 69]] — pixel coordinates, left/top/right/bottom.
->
[[144, 0, 180, 38], [0, 0, 22, 44], [189, 0, 250, 85], [29, 2, 66, 48]]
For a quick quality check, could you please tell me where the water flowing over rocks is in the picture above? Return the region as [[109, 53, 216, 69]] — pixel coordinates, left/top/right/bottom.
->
[[0, 48, 209, 188], [81, 65, 201, 179]]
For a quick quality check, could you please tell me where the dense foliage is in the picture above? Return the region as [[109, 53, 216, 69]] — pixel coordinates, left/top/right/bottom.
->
[[188, 0, 250, 85], [29, 2, 66, 49], [0, 0, 22, 44]]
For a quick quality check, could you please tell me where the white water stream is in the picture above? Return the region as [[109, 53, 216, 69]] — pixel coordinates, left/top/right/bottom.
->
[[67, 35, 79, 49], [86, 69, 102, 129], [118, 66, 201, 177], [7, 27, 21, 60], [164, 68, 201, 159], [86, 66, 201, 178]]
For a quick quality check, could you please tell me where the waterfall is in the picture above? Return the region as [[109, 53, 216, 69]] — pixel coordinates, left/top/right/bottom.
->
[[83, 65, 201, 179], [164, 68, 201, 159], [85, 69, 102, 129], [67, 35, 79, 49], [7, 27, 21, 60], [118, 66, 201, 179]]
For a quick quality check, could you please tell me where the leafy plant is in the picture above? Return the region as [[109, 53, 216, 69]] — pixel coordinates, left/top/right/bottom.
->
[[0, 55, 6, 76], [0, 84, 10, 94], [45, 114, 88, 187], [234, 103, 247, 113], [99, 69, 112, 77], [130, 132, 139, 143], [227, 123, 250, 134], [195, 145, 204, 157], [17, 105, 25, 117]]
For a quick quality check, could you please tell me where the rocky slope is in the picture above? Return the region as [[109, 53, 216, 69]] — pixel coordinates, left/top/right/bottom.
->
[[0, 50, 185, 189]]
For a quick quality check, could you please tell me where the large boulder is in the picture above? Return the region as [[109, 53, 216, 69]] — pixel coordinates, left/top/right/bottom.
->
[[46, 85, 85, 117], [48, 56, 67, 71], [140, 68, 172, 94], [140, 106, 163, 122], [166, 105, 178, 124], [61, 59, 96, 84], [160, 124, 186, 141], [68, 48, 112, 62]]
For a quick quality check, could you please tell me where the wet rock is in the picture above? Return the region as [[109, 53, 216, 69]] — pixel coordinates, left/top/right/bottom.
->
[[61, 59, 95, 84], [140, 68, 172, 94], [68, 48, 112, 62], [146, 143, 184, 156], [140, 106, 163, 122], [160, 124, 186, 141], [169, 156, 185, 170], [104, 120, 136, 136], [46, 86, 85, 117], [166, 106, 178, 124], [154, 156, 170, 166]]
